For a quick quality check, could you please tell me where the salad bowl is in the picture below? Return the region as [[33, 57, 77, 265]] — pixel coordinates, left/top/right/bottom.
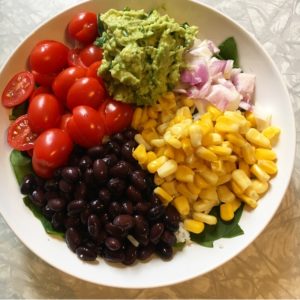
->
[[0, 0, 295, 288]]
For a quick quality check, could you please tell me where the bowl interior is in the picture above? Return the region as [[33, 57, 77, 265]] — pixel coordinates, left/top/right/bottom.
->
[[0, 0, 295, 288]]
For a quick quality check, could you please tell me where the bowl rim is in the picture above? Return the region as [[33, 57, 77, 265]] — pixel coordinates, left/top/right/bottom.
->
[[0, 0, 296, 289]]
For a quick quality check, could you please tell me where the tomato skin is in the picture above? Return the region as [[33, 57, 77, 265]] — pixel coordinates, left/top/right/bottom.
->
[[32, 70, 57, 88], [52, 67, 86, 103], [32, 159, 54, 179], [79, 45, 103, 67], [29, 86, 51, 102], [67, 48, 87, 69], [2, 71, 35, 108], [28, 93, 62, 134], [68, 12, 98, 45], [86, 61, 106, 87], [99, 99, 134, 135], [33, 128, 73, 175], [66, 77, 106, 110], [60, 113, 72, 131], [67, 106, 105, 148], [7, 114, 38, 151], [29, 40, 69, 74]]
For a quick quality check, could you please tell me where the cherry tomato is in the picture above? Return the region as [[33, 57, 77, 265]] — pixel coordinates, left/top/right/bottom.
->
[[60, 113, 72, 131], [67, 48, 87, 69], [29, 40, 69, 74], [28, 93, 62, 133], [68, 12, 98, 45], [29, 86, 51, 102], [67, 106, 105, 148], [32, 70, 57, 88], [99, 99, 134, 135], [7, 114, 38, 151], [32, 128, 73, 177], [79, 45, 103, 67], [66, 77, 106, 110], [32, 159, 54, 179], [52, 67, 86, 103], [2, 71, 34, 108]]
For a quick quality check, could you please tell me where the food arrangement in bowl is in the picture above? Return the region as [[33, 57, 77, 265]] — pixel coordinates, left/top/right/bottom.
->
[[0, 0, 295, 288]]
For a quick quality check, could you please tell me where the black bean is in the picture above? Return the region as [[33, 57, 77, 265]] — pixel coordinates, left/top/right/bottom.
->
[[92, 230, 107, 246], [149, 193, 161, 206], [111, 132, 126, 145], [123, 128, 137, 140], [68, 153, 81, 167], [20, 174, 36, 195], [108, 201, 122, 219], [131, 170, 147, 191], [90, 199, 105, 214], [64, 215, 81, 229], [121, 201, 133, 215], [58, 179, 73, 193], [98, 188, 111, 206], [88, 214, 101, 238], [134, 202, 151, 215], [149, 223, 164, 244], [67, 199, 86, 215], [160, 230, 176, 247], [34, 176, 45, 187], [105, 237, 122, 251], [65, 227, 81, 252], [41, 205, 55, 221], [44, 179, 58, 192], [30, 188, 46, 207], [105, 223, 127, 238], [62, 167, 81, 183], [164, 205, 180, 232], [80, 206, 92, 225], [102, 248, 125, 263], [148, 205, 165, 221], [135, 233, 149, 246], [137, 244, 155, 261], [106, 141, 121, 155], [51, 212, 65, 230], [126, 185, 142, 203], [107, 178, 126, 196], [78, 155, 92, 171], [109, 160, 130, 179], [53, 168, 62, 180], [87, 145, 107, 159], [44, 190, 59, 201], [82, 240, 98, 253], [156, 242, 173, 260], [74, 182, 87, 199], [121, 141, 137, 162], [102, 153, 118, 167], [76, 246, 97, 261], [47, 197, 66, 212], [134, 215, 149, 237], [123, 243, 137, 265], [93, 159, 108, 183], [84, 168, 95, 186], [99, 212, 110, 225], [113, 214, 135, 230]]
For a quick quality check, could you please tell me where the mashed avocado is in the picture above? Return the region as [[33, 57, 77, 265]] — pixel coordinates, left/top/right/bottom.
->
[[96, 9, 197, 105]]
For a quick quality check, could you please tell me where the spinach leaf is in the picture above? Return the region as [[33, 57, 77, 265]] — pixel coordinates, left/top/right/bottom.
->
[[216, 37, 239, 68], [97, 13, 105, 35], [10, 150, 64, 238], [173, 242, 186, 251], [190, 203, 244, 247], [9, 101, 28, 121]]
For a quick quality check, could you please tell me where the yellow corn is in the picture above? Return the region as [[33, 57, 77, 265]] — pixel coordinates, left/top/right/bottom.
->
[[224, 161, 236, 173], [192, 212, 217, 225], [208, 145, 232, 156], [185, 153, 197, 166], [244, 187, 260, 201], [140, 107, 148, 124], [182, 138, 194, 156], [245, 111, 256, 127], [181, 97, 195, 107], [165, 173, 176, 182], [245, 128, 271, 148], [147, 156, 168, 173], [176, 106, 192, 119], [164, 145, 175, 159], [200, 167, 219, 186], [163, 91, 176, 102], [176, 183, 197, 201], [216, 174, 232, 185], [187, 182, 201, 195], [257, 160, 278, 175], [147, 106, 159, 119], [207, 105, 222, 120], [225, 133, 247, 147], [211, 160, 226, 176], [173, 196, 190, 216], [150, 138, 165, 148], [156, 145, 167, 157], [242, 143, 256, 165], [157, 122, 168, 134], [161, 181, 177, 196], [154, 187, 173, 204], [141, 129, 159, 143], [230, 198, 242, 212], [194, 174, 210, 189], [183, 219, 205, 234], [131, 108, 143, 130], [202, 133, 223, 146], [174, 149, 185, 163], [193, 200, 216, 212], [146, 151, 156, 163], [232, 169, 252, 192], [175, 165, 195, 183], [157, 159, 178, 178], [262, 126, 281, 142], [170, 123, 186, 139], [221, 155, 238, 163], [215, 116, 240, 133], [188, 124, 202, 147], [251, 179, 269, 194], [143, 119, 157, 130], [231, 180, 244, 195], [217, 185, 235, 203], [199, 187, 219, 202], [196, 146, 218, 162], [154, 174, 164, 186], [220, 203, 234, 221], [255, 148, 277, 161], [239, 194, 257, 208], [134, 134, 151, 151], [164, 131, 182, 149], [250, 164, 271, 182]]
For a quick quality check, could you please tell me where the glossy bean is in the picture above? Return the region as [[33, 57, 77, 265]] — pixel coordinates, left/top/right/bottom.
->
[[108, 201, 122, 219], [105, 237, 122, 251], [87, 145, 107, 159], [149, 223, 164, 244], [155, 242, 173, 260], [164, 205, 180, 232], [102, 248, 125, 263], [137, 244, 155, 261], [61, 167, 81, 183], [67, 199, 86, 215], [102, 153, 118, 167], [121, 141, 137, 162], [30, 188, 46, 207], [111, 132, 126, 144], [44, 179, 58, 192], [65, 227, 81, 252], [58, 179, 73, 193], [121, 201, 133, 215], [20, 174, 36, 195], [64, 215, 80, 229], [113, 214, 135, 230], [123, 128, 137, 140], [88, 214, 102, 238], [74, 182, 87, 199], [134, 215, 149, 237], [98, 188, 111, 206], [160, 230, 176, 247], [93, 159, 108, 183], [131, 170, 147, 191], [148, 205, 165, 221], [76, 246, 97, 261], [109, 160, 130, 179], [126, 185, 142, 203], [78, 155, 92, 171], [51, 211, 65, 230], [107, 178, 126, 196], [134, 202, 151, 215], [47, 197, 66, 212], [106, 141, 121, 155], [123, 243, 137, 265], [105, 223, 127, 238], [90, 199, 105, 214]]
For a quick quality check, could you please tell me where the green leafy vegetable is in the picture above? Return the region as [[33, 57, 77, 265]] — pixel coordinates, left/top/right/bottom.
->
[[216, 37, 239, 68], [190, 203, 244, 247], [173, 242, 186, 251], [10, 150, 64, 238], [9, 101, 29, 121]]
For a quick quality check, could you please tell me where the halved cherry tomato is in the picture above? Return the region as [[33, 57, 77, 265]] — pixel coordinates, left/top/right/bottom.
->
[[29, 86, 51, 102], [79, 45, 103, 67], [33, 128, 73, 178], [32, 70, 57, 88], [67, 48, 87, 69], [66, 77, 106, 110], [2, 71, 35, 108], [68, 12, 98, 45], [28, 94, 62, 133], [60, 113, 72, 131], [67, 106, 105, 148], [99, 99, 134, 135], [7, 114, 38, 151], [86, 61, 106, 90], [52, 66, 86, 103], [29, 40, 69, 74]]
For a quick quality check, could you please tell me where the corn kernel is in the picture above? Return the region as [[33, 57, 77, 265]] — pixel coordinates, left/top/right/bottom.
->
[[231, 180, 244, 195], [221, 155, 238, 163], [230, 198, 242, 212], [217, 185, 235, 203], [174, 149, 185, 163], [192, 212, 217, 225], [216, 174, 232, 185], [231, 145, 242, 157], [154, 187, 173, 203], [147, 156, 168, 173], [185, 153, 197, 166], [150, 138, 165, 148], [161, 181, 177, 196], [135, 134, 152, 150], [242, 143, 256, 165], [207, 105, 222, 120], [202, 133, 223, 146], [257, 160, 277, 175], [208, 145, 232, 156], [232, 169, 252, 192], [143, 119, 157, 130], [164, 131, 182, 149], [220, 203, 234, 221], [156, 145, 167, 157], [250, 164, 271, 182], [163, 145, 175, 159], [239, 194, 257, 208], [196, 146, 218, 162], [176, 106, 192, 119], [183, 219, 205, 234], [141, 129, 159, 143], [160, 112, 174, 123], [251, 179, 269, 194], [163, 91, 176, 102], [164, 173, 176, 182], [140, 107, 148, 124], [200, 167, 219, 186], [157, 159, 178, 178], [244, 187, 259, 201], [255, 148, 277, 161], [189, 124, 202, 147], [132, 144, 147, 164], [131, 108, 143, 130], [262, 126, 281, 143], [181, 97, 195, 107], [175, 165, 195, 183], [193, 200, 216, 212], [245, 111, 256, 127], [182, 138, 194, 156], [157, 122, 168, 134], [225, 133, 247, 147], [154, 174, 164, 185], [199, 187, 219, 202], [215, 116, 240, 133], [211, 160, 226, 176], [147, 106, 159, 119], [176, 183, 197, 201], [187, 182, 201, 196], [246, 128, 271, 148], [194, 174, 210, 189], [224, 161, 236, 173], [173, 196, 190, 216]]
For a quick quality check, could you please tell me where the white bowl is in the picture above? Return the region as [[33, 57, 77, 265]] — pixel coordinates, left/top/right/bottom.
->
[[0, 0, 295, 289]]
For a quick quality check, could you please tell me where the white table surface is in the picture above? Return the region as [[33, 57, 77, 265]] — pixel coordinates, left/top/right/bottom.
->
[[0, 0, 299, 298]]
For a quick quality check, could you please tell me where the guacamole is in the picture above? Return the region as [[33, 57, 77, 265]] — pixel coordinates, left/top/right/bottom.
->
[[96, 9, 197, 105]]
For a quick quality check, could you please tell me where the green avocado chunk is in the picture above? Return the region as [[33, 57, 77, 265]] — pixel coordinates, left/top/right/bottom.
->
[[96, 9, 197, 105]]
